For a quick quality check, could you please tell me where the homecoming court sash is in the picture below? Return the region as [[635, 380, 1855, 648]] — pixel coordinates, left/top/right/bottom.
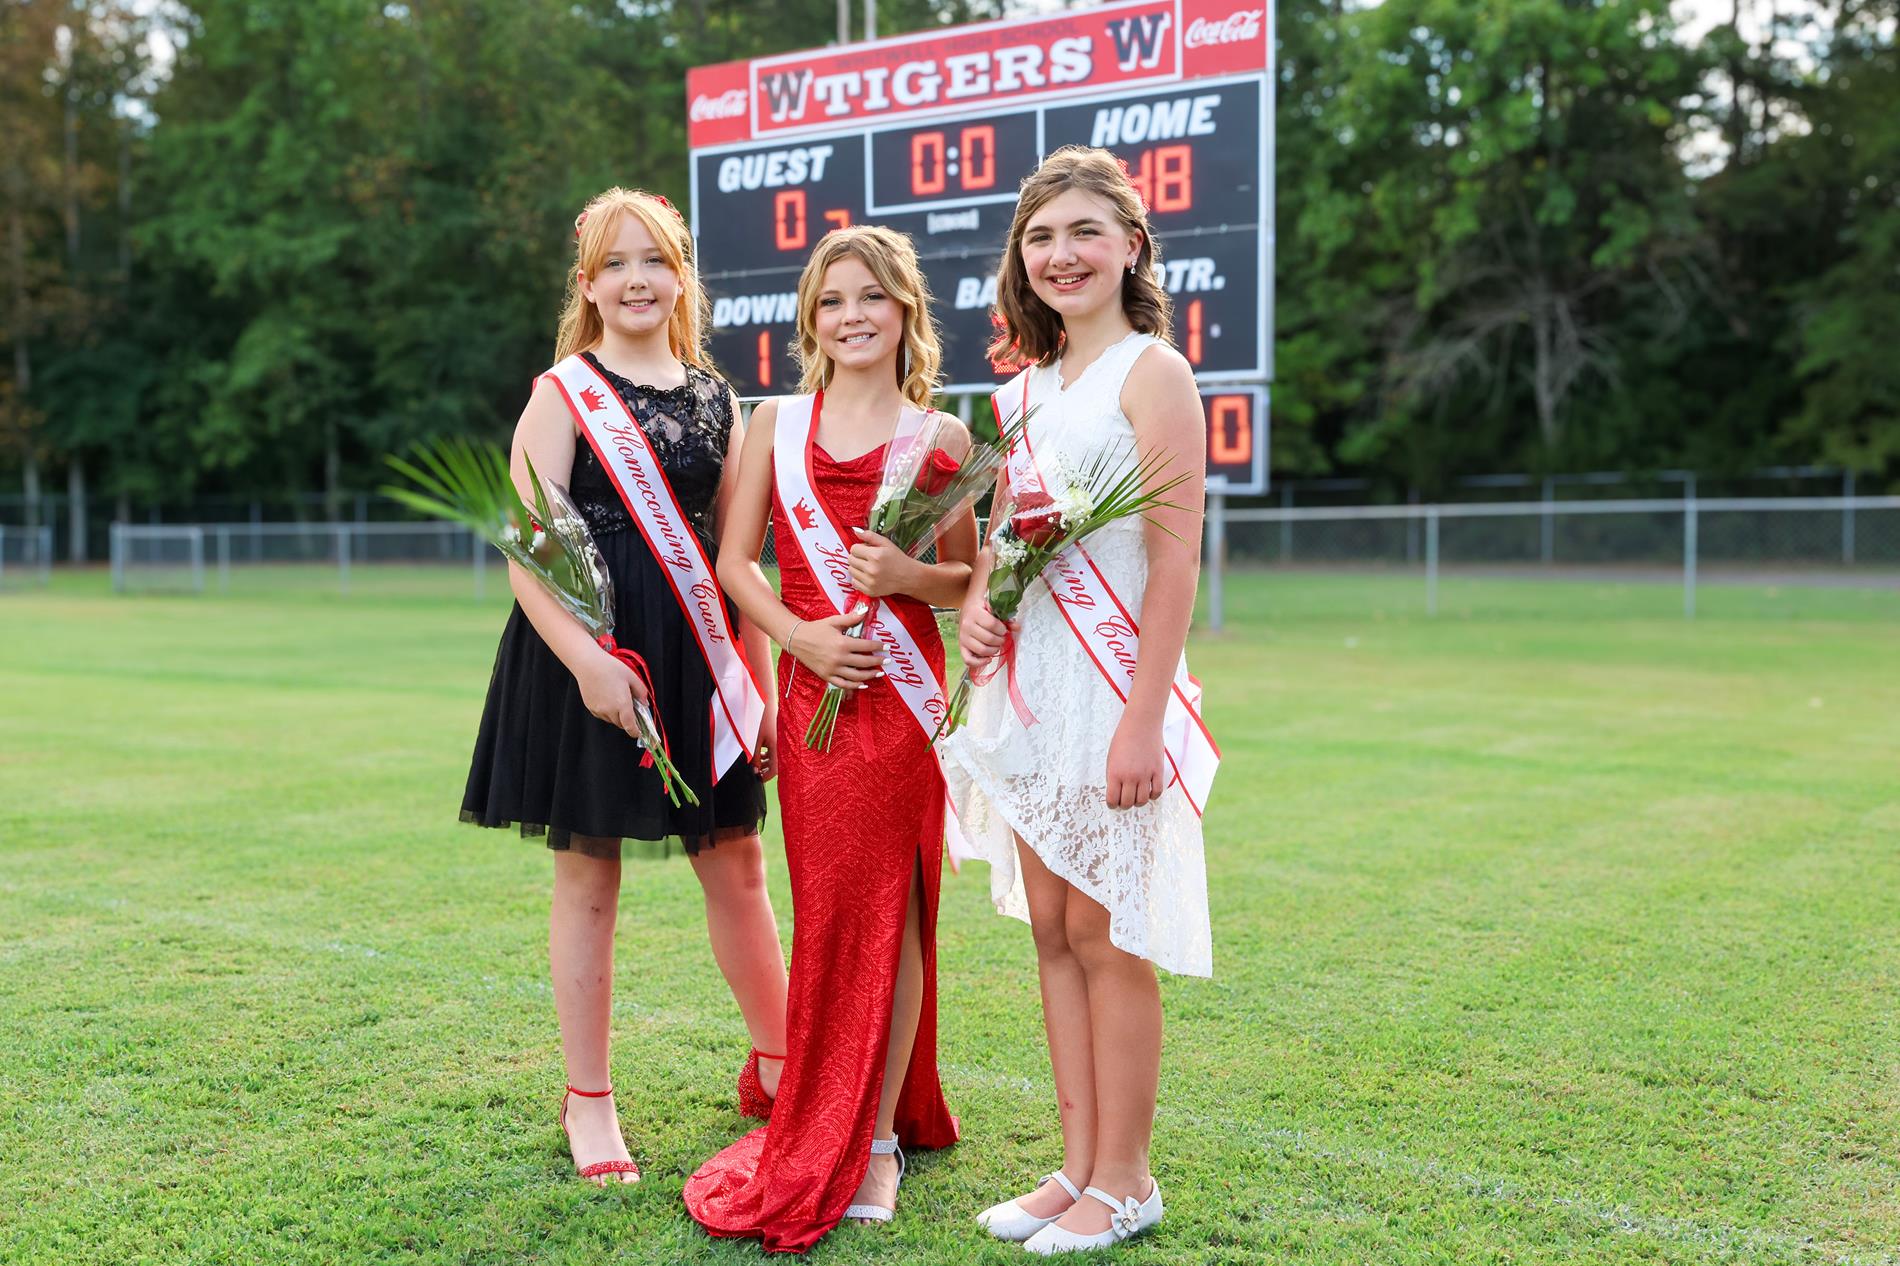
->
[[773, 394, 974, 867], [543, 354, 764, 779], [991, 370, 1221, 816]]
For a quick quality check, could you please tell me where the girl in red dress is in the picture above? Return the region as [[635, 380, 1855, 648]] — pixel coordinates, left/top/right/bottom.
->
[[686, 225, 971, 1251]]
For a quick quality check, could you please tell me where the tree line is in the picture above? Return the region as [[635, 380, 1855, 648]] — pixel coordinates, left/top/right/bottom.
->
[[2, 0, 1893, 557]]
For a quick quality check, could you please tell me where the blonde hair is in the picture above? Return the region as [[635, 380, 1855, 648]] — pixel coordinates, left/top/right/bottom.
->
[[794, 226, 942, 408], [987, 146, 1174, 369], [554, 188, 709, 366]]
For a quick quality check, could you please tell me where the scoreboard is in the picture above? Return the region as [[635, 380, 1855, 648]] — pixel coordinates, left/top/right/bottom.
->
[[686, 0, 1273, 423]]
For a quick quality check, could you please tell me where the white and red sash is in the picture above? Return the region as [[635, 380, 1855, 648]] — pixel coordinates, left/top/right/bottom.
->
[[991, 370, 1221, 816], [543, 354, 764, 779], [773, 393, 973, 869]]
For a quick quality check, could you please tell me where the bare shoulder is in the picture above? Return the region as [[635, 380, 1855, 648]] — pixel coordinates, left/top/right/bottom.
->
[[927, 408, 972, 442], [516, 375, 573, 436], [1122, 343, 1201, 456], [1124, 341, 1198, 401], [738, 397, 782, 463]]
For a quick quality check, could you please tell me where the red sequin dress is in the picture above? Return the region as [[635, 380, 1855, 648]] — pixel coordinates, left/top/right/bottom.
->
[[683, 432, 960, 1254]]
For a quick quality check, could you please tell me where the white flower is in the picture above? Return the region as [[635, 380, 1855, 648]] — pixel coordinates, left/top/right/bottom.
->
[[501, 524, 522, 546], [530, 530, 547, 553], [994, 534, 1029, 568], [1054, 484, 1094, 528]]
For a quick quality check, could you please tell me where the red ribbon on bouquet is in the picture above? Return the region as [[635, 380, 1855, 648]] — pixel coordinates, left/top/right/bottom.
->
[[596, 635, 669, 769], [968, 626, 1037, 729]]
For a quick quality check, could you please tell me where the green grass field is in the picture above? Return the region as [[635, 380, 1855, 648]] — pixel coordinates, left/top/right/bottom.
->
[[3, 568, 1897, 1265]]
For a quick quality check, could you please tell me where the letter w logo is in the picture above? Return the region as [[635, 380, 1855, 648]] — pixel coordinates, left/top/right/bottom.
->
[[1106, 13, 1173, 71], [758, 69, 813, 123]]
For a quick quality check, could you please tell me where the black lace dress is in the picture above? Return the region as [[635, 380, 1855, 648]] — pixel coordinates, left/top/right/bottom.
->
[[461, 355, 768, 859]]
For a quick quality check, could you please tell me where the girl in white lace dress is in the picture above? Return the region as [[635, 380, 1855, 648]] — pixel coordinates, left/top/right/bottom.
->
[[941, 146, 1213, 1254]]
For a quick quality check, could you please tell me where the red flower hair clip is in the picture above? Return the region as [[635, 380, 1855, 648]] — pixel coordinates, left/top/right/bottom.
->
[[575, 191, 680, 240]]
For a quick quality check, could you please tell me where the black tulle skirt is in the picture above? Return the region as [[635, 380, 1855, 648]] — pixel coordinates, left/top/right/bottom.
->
[[461, 524, 767, 860]]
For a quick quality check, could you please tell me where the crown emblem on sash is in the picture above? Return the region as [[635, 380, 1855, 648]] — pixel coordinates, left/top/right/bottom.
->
[[792, 499, 818, 530], [578, 386, 607, 412]]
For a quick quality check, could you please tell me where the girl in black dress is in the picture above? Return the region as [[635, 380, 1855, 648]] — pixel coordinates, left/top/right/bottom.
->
[[462, 188, 787, 1184]]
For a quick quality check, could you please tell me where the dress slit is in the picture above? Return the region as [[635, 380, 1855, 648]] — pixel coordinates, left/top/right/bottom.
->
[[682, 422, 958, 1254]]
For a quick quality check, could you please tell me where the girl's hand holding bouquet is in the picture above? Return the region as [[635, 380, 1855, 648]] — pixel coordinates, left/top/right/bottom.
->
[[789, 611, 886, 692], [935, 442, 1190, 740], [846, 528, 917, 598], [577, 647, 654, 736], [957, 591, 1011, 666], [801, 407, 1028, 749]]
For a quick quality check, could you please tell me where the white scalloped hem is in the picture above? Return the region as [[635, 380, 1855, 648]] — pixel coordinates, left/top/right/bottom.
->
[[940, 736, 1213, 978]]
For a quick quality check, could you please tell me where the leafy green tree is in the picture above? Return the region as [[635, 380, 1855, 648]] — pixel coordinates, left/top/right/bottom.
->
[[1286, 0, 1716, 490], [7, 0, 1891, 520], [1779, 0, 1899, 474], [1, 0, 74, 530]]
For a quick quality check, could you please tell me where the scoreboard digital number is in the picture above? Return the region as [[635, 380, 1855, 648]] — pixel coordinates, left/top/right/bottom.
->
[[1202, 386, 1267, 495], [687, 0, 1272, 398]]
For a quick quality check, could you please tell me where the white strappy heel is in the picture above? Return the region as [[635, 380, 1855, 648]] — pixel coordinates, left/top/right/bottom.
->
[[843, 1134, 905, 1224], [1022, 1179, 1163, 1254], [975, 1169, 1083, 1241]]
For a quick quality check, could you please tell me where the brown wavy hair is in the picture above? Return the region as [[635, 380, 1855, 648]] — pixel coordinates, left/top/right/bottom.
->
[[554, 188, 709, 366], [987, 145, 1174, 369], [794, 225, 943, 409]]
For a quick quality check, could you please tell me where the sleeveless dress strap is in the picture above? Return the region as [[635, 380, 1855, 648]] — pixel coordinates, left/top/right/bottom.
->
[[1099, 332, 1161, 399]]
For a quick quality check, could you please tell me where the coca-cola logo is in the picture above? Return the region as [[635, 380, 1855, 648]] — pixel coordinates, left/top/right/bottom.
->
[[1185, 9, 1263, 47], [690, 89, 748, 122]]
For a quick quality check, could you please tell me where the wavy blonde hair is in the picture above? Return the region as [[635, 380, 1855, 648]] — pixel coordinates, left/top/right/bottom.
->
[[794, 226, 942, 408], [987, 145, 1174, 369], [554, 188, 709, 366]]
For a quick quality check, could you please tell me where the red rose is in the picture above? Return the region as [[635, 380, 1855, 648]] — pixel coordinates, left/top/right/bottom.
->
[[1009, 489, 1065, 548], [917, 447, 961, 497]]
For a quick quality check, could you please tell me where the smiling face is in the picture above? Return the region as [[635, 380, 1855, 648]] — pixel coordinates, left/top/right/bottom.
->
[[580, 214, 679, 343], [811, 253, 905, 380], [1019, 188, 1143, 322]]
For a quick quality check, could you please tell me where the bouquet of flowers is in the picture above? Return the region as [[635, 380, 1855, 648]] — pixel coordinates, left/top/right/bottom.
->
[[382, 438, 698, 806], [802, 408, 1031, 750], [934, 442, 1191, 739]]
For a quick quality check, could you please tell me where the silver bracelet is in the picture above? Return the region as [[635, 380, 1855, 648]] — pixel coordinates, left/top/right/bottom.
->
[[782, 619, 804, 697]]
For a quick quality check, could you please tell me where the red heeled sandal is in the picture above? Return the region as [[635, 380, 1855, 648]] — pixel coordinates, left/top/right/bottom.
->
[[559, 1085, 641, 1184], [736, 1049, 784, 1120]]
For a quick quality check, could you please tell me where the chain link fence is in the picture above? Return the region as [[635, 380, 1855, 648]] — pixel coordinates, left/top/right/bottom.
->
[[97, 496, 1900, 622], [111, 522, 490, 599], [0, 524, 53, 589], [108, 519, 790, 599], [1204, 496, 1900, 626]]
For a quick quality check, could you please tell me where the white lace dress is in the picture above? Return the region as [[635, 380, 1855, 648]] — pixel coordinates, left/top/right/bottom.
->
[[941, 331, 1212, 977]]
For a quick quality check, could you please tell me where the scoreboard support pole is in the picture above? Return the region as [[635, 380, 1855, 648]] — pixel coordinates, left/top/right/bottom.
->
[[1206, 487, 1227, 633]]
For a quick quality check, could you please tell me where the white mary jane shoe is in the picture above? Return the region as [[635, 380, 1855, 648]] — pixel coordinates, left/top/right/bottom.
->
[[1022, 1179, 1163, 1255], [976, 1170, 1083, 1242], [843, 1134, 905, 1223]]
